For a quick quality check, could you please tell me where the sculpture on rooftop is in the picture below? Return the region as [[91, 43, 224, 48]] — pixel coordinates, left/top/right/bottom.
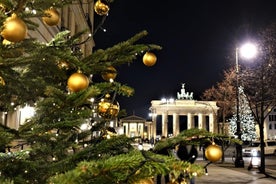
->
[[177, 83, 193, 100]]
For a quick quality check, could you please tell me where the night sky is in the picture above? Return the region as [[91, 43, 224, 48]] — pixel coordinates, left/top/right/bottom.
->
[[93, 0, 276, 118]]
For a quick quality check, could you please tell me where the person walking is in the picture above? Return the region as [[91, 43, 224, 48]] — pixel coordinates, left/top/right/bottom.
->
[[176, 143, 198, 184]]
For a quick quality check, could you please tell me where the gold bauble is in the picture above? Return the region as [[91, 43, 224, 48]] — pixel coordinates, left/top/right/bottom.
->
[[67, 72, 89, 92], [42, 8, 60, 26], [98, 94, 120, 119], [0, 76, 5, 86], [205, 142, 223, 162], [142, 52, 157, 66], [57, 60, 69, 70], [101, 66, 117, 81], [1, 13, 27, 42], [134, 178, 154, 184], [94, 0, 110, 16]]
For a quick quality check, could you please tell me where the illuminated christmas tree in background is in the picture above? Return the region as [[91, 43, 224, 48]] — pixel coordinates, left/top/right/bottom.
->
[[228, 86, 256, 141]]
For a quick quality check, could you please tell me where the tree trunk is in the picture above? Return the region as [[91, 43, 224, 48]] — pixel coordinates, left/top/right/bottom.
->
[[259, 87, 266, 174]]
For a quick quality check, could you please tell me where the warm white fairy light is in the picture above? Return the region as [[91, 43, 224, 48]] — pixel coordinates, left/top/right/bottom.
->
[[80, 123, 91, 131], [138, 144, 143, 150], [89, 98, 95, 103]]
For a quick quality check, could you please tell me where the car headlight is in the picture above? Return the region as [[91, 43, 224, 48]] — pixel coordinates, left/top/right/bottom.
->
[[251, 149, 258, 156]]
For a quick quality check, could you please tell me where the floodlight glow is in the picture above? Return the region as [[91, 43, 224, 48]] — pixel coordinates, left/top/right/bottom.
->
[[240, 43, 257, 59], [161, 98, 166, 103]]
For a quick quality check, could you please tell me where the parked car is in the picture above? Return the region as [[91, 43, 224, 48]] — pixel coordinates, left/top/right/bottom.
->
[[242, 140, 276, 156]]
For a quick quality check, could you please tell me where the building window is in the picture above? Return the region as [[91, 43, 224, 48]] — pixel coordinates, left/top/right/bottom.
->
[[269, 115, 276, 121], [269, 123, 272, 130], [274, 123, 276, 130]]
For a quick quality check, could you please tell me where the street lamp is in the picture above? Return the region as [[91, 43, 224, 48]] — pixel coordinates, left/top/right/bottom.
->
[[235, 42, 257, 168]]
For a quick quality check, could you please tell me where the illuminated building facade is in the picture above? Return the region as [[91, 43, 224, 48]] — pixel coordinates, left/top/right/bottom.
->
[[149, 84, 219, 139]]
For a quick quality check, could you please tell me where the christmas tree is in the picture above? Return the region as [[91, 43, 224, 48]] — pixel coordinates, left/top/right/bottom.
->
[[0, 1, 239, 183], [228, 86, 256, 141]]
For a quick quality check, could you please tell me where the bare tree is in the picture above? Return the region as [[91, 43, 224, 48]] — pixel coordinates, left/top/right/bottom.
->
[[201, 67, 236, 134], [241, 23, 276, 175]]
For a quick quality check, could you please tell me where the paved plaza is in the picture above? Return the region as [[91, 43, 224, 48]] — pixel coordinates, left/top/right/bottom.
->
[[196, 161, 276, 184]]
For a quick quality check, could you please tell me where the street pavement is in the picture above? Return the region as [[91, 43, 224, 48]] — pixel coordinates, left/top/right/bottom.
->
[[153, 149, 276, 184], [153, 156, 276, 184], [196, 160, 276, 184], [141, 143, 276, 183], [195, 149, 276, 184]]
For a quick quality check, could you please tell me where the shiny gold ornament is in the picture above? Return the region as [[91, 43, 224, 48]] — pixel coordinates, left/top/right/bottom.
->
[[98, 94, 120, 119], [0, 76, 5, 86], [133, 178, 154, 184], [57, 60, 69, 70], [205, 142, 222, 162], [42, 8, 60, 26], [101, 66, 117, 81], [142, 52, 157, 66], [67, 71, 89, 92], [94, 0, 110, 16], [1, 13, 27, 42]]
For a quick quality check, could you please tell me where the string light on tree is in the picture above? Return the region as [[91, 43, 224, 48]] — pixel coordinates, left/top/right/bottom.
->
[[1, 13, 27, 42], [142, 52, 157, 66], [228, 86, 256, 141], [2, 39, 11, 45]]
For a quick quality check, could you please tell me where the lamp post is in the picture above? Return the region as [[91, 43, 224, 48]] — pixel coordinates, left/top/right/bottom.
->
[[234, 43, 257, 168]]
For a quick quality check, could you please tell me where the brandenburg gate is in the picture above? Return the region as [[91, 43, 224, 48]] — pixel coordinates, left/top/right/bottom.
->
[[149, 84, 219, 139]]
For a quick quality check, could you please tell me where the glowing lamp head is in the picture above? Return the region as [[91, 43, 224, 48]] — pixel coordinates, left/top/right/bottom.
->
[[240, 43, 257, 59]]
